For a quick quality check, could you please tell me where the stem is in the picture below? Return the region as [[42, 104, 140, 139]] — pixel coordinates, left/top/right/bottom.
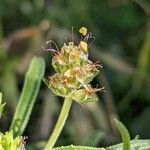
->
[[44, 96, 73, 150]]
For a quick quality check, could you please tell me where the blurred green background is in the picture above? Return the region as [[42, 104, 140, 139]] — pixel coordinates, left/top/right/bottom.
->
[[0, 0, 150, 148]]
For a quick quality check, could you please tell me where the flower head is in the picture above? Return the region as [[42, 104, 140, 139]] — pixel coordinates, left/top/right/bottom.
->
[[44, 27, 103, 104]]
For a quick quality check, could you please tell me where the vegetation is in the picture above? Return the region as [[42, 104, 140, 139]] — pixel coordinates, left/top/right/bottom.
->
[[0, 0, 150, 149]]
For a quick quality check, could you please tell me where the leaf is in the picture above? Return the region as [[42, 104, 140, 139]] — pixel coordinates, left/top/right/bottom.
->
[[0, 92, 5, 118], [10, 57, 45, 137], [114, 118, 130, 150], [53, 145, 105, 150], [107, 139, 150, 150], [52, 140, 150, 150], [0, 92, 2, 105]]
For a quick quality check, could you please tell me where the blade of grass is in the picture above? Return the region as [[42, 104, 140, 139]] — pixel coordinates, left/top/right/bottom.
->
[[114, 119, 130, 150], [10, 57, 45, 137], [0, 92, 5, 118], [0, 92, 2, 103]]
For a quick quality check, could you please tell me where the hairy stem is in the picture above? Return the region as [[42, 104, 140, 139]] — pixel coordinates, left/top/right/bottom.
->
[[44, 96, 73, 150]]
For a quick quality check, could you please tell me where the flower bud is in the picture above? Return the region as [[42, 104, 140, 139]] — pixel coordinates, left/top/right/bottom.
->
[[83, 63, 100, 84], [79, 27, 87, 36], [78, 41, 88, 53], [44, 74, 76, 97], [73, 87, 98, 103], [52, 42, 87, 73], [0, 130, 25, 150], [52, 52, 68, 73]]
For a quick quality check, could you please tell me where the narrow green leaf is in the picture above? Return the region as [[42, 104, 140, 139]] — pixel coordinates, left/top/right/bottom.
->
[[0, 92, 2, 104], [107, 139, 150, 150], [53, 145, 105, 150], [114, 118, 130, 150], [0, 92, 5, 118], [52, 140, 150, 150], [10, 57, 45, 137]]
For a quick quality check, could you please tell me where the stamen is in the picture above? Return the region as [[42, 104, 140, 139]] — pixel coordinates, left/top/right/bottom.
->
[[47, 40, 59, 51], [42, 40, 60, 56], [65, 37, 69, 44], [72, 26, 74, 44], [93, 60, 103, 68]]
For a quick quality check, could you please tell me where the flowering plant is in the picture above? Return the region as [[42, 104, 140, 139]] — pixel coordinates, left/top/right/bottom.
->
[[0, 27, 149, 150]]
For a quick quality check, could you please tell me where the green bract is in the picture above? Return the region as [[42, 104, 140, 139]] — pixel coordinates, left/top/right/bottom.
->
[[45, 27, 103, 103], [73, 87, 98, 103], [0, 131, 24, 150]]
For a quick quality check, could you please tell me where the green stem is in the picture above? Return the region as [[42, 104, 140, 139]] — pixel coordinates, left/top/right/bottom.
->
[[44, 96, 73, 150]]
